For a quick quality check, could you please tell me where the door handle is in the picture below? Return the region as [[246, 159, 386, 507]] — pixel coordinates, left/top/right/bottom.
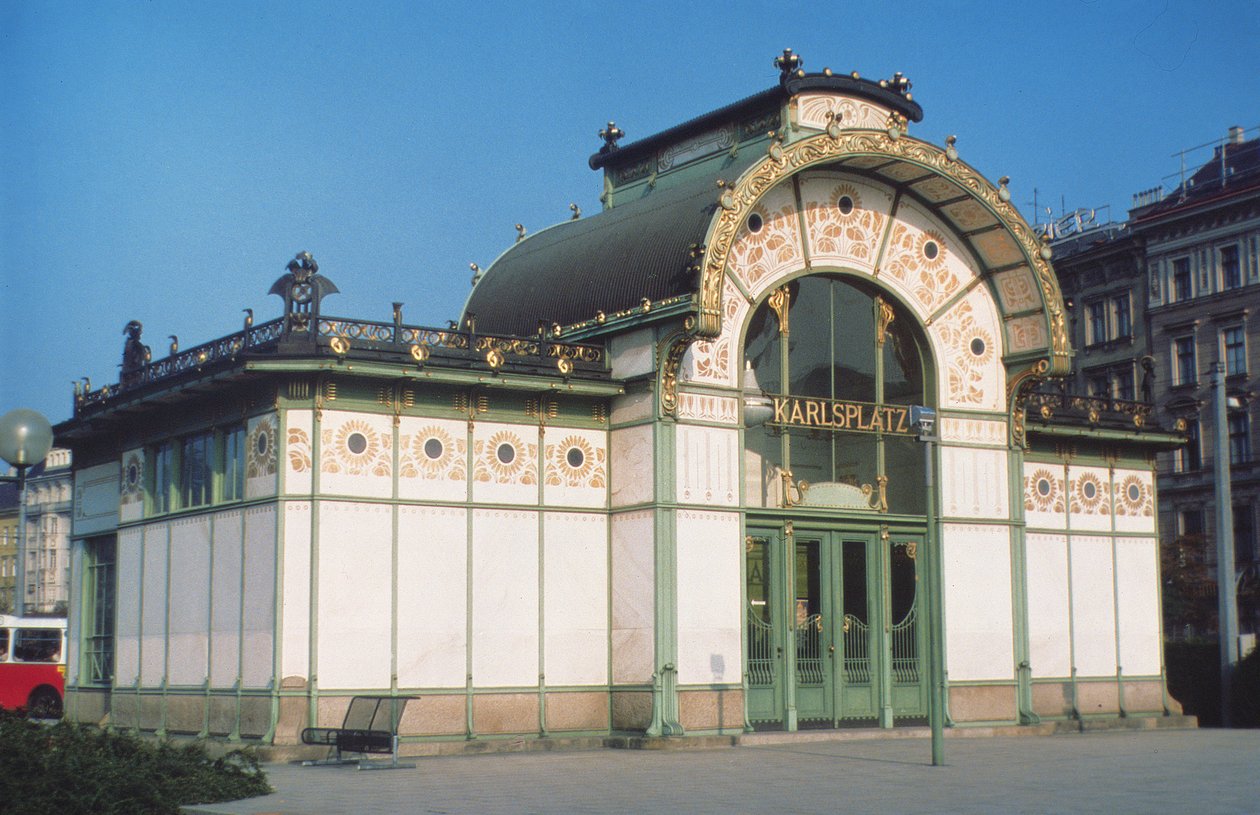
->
[[828, 645, 835, 654]]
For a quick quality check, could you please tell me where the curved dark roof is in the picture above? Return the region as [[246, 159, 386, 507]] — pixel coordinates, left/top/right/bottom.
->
[[465, 160, 752, 336]]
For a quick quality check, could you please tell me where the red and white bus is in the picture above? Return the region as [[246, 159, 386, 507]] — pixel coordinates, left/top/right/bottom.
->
[[0, 615, 66, 717]]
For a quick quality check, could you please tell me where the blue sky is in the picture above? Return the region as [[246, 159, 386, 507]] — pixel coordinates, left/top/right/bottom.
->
[[2, 0, 1257, 426]]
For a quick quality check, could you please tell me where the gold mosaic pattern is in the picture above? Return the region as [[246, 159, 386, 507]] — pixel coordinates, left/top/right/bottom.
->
[[473, 430, 537, 486], [802, 182, 886, 270], [1024, 467, 1064, 514], [1114, 473, 1153, 518], [320, 418, 391, 477], [400, 425, 466, 481], [246, 415, 278, 479], [1069, 471, 1110, 516], [544, 435, 606, 489], [288, 427, 311, 473]]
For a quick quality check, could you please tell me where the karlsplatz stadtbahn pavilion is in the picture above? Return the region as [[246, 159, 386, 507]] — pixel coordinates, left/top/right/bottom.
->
[[57, 54, 1186, 747]]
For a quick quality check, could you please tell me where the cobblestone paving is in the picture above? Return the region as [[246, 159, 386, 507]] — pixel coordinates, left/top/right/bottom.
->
[[185, 729, 1260, 815]]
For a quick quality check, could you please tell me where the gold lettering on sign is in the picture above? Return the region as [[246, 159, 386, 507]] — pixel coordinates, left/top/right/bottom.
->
[[770, 396, 915, 436]]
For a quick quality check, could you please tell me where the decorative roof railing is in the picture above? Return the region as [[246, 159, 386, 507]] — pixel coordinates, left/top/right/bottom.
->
[[1025, 390, 1155, 430], [75, 315, 606, 417]]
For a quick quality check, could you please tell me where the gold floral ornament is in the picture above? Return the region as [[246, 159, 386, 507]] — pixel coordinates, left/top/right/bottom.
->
[[474, 430, 537, 485], [321, 418, 391, 477], [1024, 467, 1064, 514], [246, 417, 278, 479], [1070, 471, 1109, 515], [1115, 474, 1153, 517], [545, 435, 606, 488], [287, 427, 311, 473], [399, 426, 466, 481], [120, 452, 144, 504]]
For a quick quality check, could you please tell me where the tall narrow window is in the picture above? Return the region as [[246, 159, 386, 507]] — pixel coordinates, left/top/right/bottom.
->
[[1111, 294, 1131, 339], [1174, 336, 1196, 385], [1114, 366, 1135, 401], [1087, 371, 1111, 398], [83, 536, 116, 685], [181, 432, 212, 508], [1179, 507, 1204, 536], [1221, 245, 1242, 290], [1224, 326, 1247, 376], [221, 425, 246, 502], [1229, 411, 1251, 465], [1173, 258, 1192, 301], [1087, 301, 1107, 345], [1235, 504, 1257, 564], [150, 442, 173, 514]]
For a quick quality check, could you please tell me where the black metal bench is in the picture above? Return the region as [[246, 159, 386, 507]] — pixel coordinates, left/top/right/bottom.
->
[[300, 696, 415, 770]]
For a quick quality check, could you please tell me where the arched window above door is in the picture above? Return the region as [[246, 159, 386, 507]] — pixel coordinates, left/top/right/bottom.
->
[[743, 275, 929, 515]]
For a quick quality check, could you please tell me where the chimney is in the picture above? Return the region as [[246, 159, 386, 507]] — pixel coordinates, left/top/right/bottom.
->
[[1228, 125, 1245, 144]]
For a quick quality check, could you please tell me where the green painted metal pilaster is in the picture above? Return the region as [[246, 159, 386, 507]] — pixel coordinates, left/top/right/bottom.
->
[[1062, 457, 1081, 720], [537, 421, 548, 736], [646, 415, 683, 736], [877, 530, 894, 729], [157, 523, 171, 739], [1008, 444, 1039, 724], [390, 396, 401, 701], [464, 411, 476, 739], [923, 433, 945, 765], [306, 389, 324, 733], [231, 499, 246, 742], [1108, 457, 1126, 717], [783, 522, 798, 731], [202, 510, 216, 740], [265, 409, 285, 744]]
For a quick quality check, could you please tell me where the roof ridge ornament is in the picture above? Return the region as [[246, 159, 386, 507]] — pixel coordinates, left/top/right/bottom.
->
[[269, 251, 339, 338], [774, 48, 802, 82], [598, 121, 624, 154]]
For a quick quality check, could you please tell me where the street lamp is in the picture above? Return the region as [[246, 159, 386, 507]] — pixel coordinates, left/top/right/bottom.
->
[[0, 408, 55, 617]]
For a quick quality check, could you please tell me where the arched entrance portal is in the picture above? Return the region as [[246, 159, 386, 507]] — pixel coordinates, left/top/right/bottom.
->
[[742, 274, 932, 730]]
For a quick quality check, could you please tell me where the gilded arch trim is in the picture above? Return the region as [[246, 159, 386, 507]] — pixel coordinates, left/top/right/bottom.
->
[[696, 129, 1070, 377]]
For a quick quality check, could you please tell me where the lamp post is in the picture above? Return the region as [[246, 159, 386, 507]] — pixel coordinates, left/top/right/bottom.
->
[[912, 405, 945, 766], [1209, 363, 1240, 725], [0, 409, 55, 617]]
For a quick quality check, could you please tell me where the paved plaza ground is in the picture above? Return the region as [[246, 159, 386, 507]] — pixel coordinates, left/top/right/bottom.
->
[[186, 728, 1260, 815]]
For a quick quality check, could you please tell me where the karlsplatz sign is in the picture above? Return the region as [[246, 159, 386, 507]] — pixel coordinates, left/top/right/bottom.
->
[[770, 395, 913, 435]]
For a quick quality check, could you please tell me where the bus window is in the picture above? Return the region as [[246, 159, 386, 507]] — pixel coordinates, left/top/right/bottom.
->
[[14, 629, 61, 663], [0, 628, 7, 661]]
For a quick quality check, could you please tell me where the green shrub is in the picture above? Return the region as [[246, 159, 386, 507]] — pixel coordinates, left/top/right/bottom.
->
[[0, 710, 271, 814]]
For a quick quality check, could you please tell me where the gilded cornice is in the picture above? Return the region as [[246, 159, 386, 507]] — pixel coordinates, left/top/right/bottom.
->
[[695, 128, 1071, 377]]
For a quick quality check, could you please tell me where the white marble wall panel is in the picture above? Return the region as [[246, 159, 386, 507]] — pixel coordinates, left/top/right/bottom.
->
[[398, 416, 468, 503], [611, 389, 654, 426], [610, 425, 654, 508], [168, 516, 211, 686], [471, 509, 539, 687], [544, 512, 609, 686], [140, 523, 169, 685], [675, 510, 742, 685], [114, 527, 143, 686], [1023, 462, 1067, 531], [279, 503, 310, 682], [878, 197, 977, 317], [319, 411, 393, 499], [609, 328, 655, 379], [939, 445, 1009, 519], [211, 510, 244, 688], [315, 502, 390, 690], [241, 505, 276, 688], [397, 506, 467, 688], [118, 450, 144, 525], [942, 523, 1014, 681], [1112, 469, 1156, 535], [1025, 533, 1071, 678], [611, 510, 654, 684], [542, 427, 607, 509], [245, 413, 279, 500], [1067, 465, 1112, 533], [928, 287, 1005, 412], [675, 424, 739, 507], [798, 172, 893, 275], [727, 179, 804, 297], [939, 417, 1007, 447], [471, 422, 539, 506], [284, 410, 314, 495], [1069, 535, 1117, 677], [1116, 537, 1162, 676]]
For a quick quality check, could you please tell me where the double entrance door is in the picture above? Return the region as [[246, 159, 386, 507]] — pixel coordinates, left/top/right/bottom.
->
[[745, 525, 927, 729]]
